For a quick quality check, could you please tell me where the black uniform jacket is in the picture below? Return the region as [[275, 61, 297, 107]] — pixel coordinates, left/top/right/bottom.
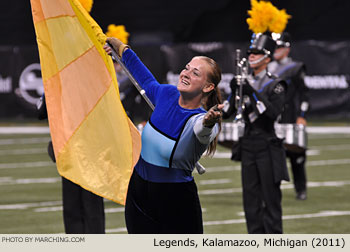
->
[[269, 58, 309, 123], [223, 71, 289, 182]]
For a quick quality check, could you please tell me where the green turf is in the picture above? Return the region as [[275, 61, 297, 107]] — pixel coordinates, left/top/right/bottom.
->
[[0, 131, 349, 234]]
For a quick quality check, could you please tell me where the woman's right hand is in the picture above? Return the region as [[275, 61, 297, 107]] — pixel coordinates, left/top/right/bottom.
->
[[203, 104, 224, 128]]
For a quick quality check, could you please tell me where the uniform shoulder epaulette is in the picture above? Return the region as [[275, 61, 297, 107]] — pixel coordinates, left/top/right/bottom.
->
[[266, 71, 278, 79]]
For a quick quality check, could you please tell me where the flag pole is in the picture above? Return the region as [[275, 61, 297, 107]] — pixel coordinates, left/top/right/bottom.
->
[[107, 43, 155, 111], [107, 43, 206, 174]]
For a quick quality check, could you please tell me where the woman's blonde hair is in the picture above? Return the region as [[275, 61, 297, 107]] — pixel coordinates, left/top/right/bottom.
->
[[194, 56, 222, 156]]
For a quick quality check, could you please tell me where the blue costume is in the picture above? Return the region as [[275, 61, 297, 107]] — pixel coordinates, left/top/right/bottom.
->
[[121, 49, 219, 233]]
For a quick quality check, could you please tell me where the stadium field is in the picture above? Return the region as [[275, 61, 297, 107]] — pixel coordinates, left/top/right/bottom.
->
[[0, 126, 349, 234]]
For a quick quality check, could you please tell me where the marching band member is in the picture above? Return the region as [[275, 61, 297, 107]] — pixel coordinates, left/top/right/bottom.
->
[[270, 32, 310, 200], [223, 33, 289, 233]]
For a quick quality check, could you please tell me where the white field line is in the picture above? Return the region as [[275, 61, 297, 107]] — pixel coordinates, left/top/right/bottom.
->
[[307, 127, 350, 134], [34, 206, 118, 213], [200, 188, 243, 195], [203, 158, 350, 174], [3, 180, 347, 211], [214, 146, 350, 160], [0, 148, 46, 156], [7, 181, 342, 213], [34, 207, 126, 213], [0, 175, 229, 187], [0, 137, 51, 145], [309, 134, 350, 139], [0, 157, 348, 185], [1, 178, 349, 233], [308, 144, 350, 151], [0, 177, 60, 185], [3, 142, 348, 157], [0, 127, 50, 134], [104, 208, 126, 213], [34, 206, 63, 212], [307, 159, 350, 166], [212, 152, 232, 159], [34, 206, 207, 214], [213, 149, 320, 159], [0, 161, 55, 169], [106, 227, 127, 233], [0, 177, 350, 213], [0, 201, 61, 210], [199, 180, 350, 195], [306, 150, 320, 155], [203, 211, 350, 226], [0, 200, 126, 214], [199, 179, 232, 185], [106, 211, 350, 233], [204, 166, 240, 173]]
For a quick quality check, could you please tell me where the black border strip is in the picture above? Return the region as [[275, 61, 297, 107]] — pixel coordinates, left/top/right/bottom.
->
[[148, 118, 177, 141], [168, 113, 199, 168]]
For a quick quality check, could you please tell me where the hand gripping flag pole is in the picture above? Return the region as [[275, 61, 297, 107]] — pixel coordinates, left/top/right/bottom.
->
[[107, 43, 206, 174]]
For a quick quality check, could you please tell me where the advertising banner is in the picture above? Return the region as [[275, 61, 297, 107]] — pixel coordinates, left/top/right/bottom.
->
[[0, 46, 42, 118], [292, 41, 350, 119], [0, 41, 349, 119], [161, 41, 350, 119]]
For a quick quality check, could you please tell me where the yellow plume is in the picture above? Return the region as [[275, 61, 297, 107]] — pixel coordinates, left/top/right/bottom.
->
[[246, 0, 291, 34], [78, 0, 94, 13], [105, 24, 130, 44], [269, 9, 291, 33]]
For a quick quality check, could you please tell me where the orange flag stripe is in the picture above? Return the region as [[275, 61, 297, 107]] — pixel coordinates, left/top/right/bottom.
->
[[46, 46, 112, 154], [36, 15, 93, 82], [32, 0, 75, 24]]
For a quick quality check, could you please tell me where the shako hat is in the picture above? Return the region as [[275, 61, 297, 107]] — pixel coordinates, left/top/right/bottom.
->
[[247, 33, 276, 57]]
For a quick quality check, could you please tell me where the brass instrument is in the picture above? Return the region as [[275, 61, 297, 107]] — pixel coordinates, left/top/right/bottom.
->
[[218, 49, 247, 148]]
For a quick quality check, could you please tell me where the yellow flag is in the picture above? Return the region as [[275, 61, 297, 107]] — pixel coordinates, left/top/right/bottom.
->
[[30, 0, 141, 205]]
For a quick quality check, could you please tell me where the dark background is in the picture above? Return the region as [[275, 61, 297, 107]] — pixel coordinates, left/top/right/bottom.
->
[[2, 0, 350, 46], [0, 0, 349, 120]]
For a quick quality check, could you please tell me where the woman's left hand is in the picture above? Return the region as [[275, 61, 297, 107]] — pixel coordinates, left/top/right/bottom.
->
[[103, 44, 113, 55], [203, 104, 224, 128]]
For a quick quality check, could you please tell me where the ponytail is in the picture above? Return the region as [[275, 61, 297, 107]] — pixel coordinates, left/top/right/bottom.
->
[[194, 56, 223, 156], [204, 87, 222, 156]]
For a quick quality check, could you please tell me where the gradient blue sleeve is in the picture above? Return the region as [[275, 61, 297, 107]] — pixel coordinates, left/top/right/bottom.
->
[[121, 49, 161, 105]]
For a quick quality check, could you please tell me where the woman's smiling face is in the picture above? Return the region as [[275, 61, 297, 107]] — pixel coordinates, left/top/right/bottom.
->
[[177, 57, 210, 96]]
